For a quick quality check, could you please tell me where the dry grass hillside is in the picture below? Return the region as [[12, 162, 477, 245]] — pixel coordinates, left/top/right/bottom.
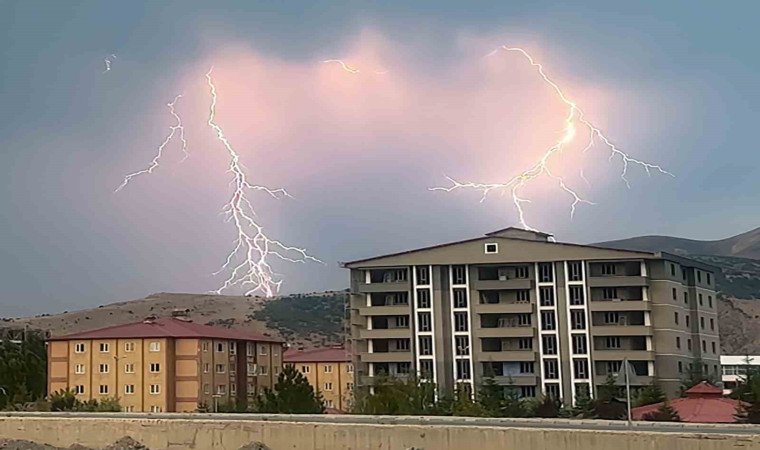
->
[[1, 291, 348, 350]]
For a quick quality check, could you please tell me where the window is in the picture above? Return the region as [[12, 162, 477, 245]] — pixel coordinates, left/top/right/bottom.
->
[[347, 382, 354, 390], [453, 265, 467, 285], [202, 341, 210, 352], [538, 263, 553, 282], [516, 266, 529, 279], [301, 365, 311, 374], [248, 363, 257, 374], [395, 315, 410, 328], [670, 264, 676, 276], [149, 341, 161, 352], [150, 363, 160, 373], [573, 359, 589, 379], [712, 342, 716, 353], [455, 336, 470, 355], [699, 294, 703, 306], [606, 361, 622, 374], [601, 263, 616, 276], [484, 243, 498, 254], [125, 363, 135, 374], [455, 359, 471, 380], [709, 296, 713, 308], [150, 405, 163, 413], [702, 340, 706, 352], [99, 385, 109, 395], [247, 342, 254, 356], [697, 271, 702, 283], [75, 343, 85, 353], [453, 288, 468, 308], [544, 359, 559, 379], [683, 268, 687, 281], [688, 339, 692, 351], [676, 337, 681, 349], [541, 312, 556, 331], [569, 286, 584, 306], [229, 342, 237, 355], [707, 273, 712, 285], [324, 364, 333, 373], [99, 364, 109, 374], [604, 312, 620, 324], [518, 314, 531, 326], [545, 383, 561, 398], [710, 318, 715, 331], [148, 384, 159, 394], [347, 364, 354, 373], [568, 261, 583, 281], [542, 335, 557, 355], [516, 290, 530, 303], [75, 385, 85, 394], [520, 386, 536, 398], [419, 336, 433, 356], [418, 312, 431, 332], [216, 364, 226, 374], [454, 312, 469, 332], [572, 334, 587, 354], [416, 266, 430, 285], [216, 385, 226, 395], [325, 399, 334, 408], [259, 345, 268, 356], [518, 338, 533, 350], [99, 343, 109, 352], [259, 365, 268, 376], [672, 288, 677, 300], [420, 359, 434, 380], [602, 288, 618, 300], [123, 406, 134, 412], [216, 342, 225, 352], [674, 312, 679, 325], [203, 384, 210, 394], [520, 362, 534, 374], [539, 287, 554, 306], [230, 384, 237, 395], [125, 384, 135, 395], [324, 382, 333, 391], [417, 289, 431, 309], [700, 317, 705, 329], [125, 342, 135, 352], [605, 337, 621, 349], [684, 292, 688, 305], [686, 315, 690, 327], [570, 310, 586, 330], [75, 364, 85, 374], [678, 361, 683, 373]]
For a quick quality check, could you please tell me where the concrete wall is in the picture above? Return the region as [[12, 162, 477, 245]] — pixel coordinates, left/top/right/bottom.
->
[[1, 415, 759, 450]]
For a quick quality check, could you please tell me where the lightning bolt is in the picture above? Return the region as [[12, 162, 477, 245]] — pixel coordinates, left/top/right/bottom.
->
[[205, 67, 321, 297], [115, 94, 188, 193], [432, 46, 674, 231], [103, 54, 117, 74], [322, 59, 388, 75]]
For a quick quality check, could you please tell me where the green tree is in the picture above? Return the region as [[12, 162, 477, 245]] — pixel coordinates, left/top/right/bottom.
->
[[642, 401, 681, 422], [352, 375, 438, 415], [571, 385, 594, 418], [734, 358, 760, 424], [0, 333, 47, 409], [634, 383, 666, 407], [477, 377, 504, 417], [530, 395, 562, 418], [49, 388, 79, 411], [591, 375, 626, 420], [449, 383, 483, 417], [501, 385, 527, 418], [254, 364, 324, 414], [681, 358, 717, 394]]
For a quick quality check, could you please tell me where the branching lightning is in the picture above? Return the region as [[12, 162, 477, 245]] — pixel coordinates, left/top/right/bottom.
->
[[115, 94, 188, 193], [322, 59, 388, 75], [205, 67, 321, 297], [103, 54, 117, 74], [432, 46, 674, 231]]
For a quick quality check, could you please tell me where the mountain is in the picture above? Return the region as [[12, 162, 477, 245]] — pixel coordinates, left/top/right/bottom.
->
[[596, 227, 760, 260]]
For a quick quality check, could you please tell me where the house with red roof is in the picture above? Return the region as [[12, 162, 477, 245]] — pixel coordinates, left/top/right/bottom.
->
[[284, 346, 353, 412], [47, 314, 285, 413], [632, 382, 745, 423]]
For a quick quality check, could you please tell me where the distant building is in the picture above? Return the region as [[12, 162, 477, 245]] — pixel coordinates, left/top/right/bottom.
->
[[721, 355, 760, 395], [632, 382, 743, 423], [47, 316, 284, 412], [284, 347, 354, 411], [343, 227, 721, 402]]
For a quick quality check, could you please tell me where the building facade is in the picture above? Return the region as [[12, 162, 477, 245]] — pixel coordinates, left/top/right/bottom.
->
[[284, 347, 354, 411], [343, 227, 721, 402], [47, 316, 284, 412], [721, 355, 759, 395]]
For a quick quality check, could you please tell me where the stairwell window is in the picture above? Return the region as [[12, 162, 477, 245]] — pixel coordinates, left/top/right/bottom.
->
[[454, 312, 469, 332], [573, 359, 589, 379], [416, 266, 430, 285], [453, 288, 468, 308], [544, 359, 559, 379], [417, 289, 431, 309], [539, 287, 555, 306], [540, 312, 556, 331], [453, 265, 467, 285], [542, 335, 558, 355], [570, 310, 586, 330], [418, 312, 431, 332], [569, 286, 584, 306], [568, 261, 583, 282], [538, 263, 553, 282], [419, 336, 433, 356], [572, 334, 587, 354]]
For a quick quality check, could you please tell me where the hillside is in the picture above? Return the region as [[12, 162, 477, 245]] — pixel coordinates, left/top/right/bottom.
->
[[1, 291, 348, 350]]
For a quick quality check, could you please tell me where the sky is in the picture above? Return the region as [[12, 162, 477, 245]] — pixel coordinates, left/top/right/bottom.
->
[[1, 1, 758, 317]]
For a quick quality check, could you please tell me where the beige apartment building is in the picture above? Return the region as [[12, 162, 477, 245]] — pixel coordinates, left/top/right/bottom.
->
[[47, 316, 284, 412], [284, 347, 354, 411], [343, 227, 721, 402]]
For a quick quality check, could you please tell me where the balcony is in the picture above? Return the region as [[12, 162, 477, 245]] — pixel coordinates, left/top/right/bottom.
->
[[476, 303, 533, 314], [473, 279, 533, 291], [358, 281, 411, 293], [587, 276, 648, 288], [359, 328, 411, 339], [360, 351, 413, 363], [476, 350, 537, 362], [493, 375, 538, 386], [593, 349, 655, 361], [591, 325, 652, 336], [477, 327, 535, 338], [589, 300, 650, 312], [358, 305, 411, 316]]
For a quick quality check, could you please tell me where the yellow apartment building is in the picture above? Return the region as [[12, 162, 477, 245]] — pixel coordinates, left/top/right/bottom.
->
[[284, 347, 353, 411], [47, 315, 284, 412]]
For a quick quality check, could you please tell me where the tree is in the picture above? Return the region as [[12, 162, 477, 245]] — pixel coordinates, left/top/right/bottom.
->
[[642, 401, 681, 422], [591, 375, 626, 420], [571, 385, 594, 418], [0, 333, 47, 410], [734, 358, 760, 424], [254, 364, 324, 414], [49, 389, 79, 412], [681, 358, 717, 394], [501, 385, 527, 418], [477, 377, 504, 417], [530, 395, 562, 418], [634, 383, 666, 408], [352, 375, 438, 415], [449, 383, 483, 417]]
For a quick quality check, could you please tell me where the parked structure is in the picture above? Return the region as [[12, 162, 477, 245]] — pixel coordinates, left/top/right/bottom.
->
[[284, 346, 354, 411], [632, 382, 742, 423], [47, 315, 284, 412], [343, 227, 721, 402], [721, 355, 760, 395]]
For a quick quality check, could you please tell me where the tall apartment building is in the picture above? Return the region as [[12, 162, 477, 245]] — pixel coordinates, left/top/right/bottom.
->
[[343, 227, 720, 402], [47, 316, 284, 412], [284, 347, 354, 411]]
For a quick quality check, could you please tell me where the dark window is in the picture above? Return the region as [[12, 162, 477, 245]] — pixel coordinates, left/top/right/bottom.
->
[[454, 312, 469, 332], [674, 312, 679, 325], [697, 271, 702, 283], [540, 287, 555, 306], [702, 340, 706, 352], [520, 362, 534, 374], [456, 359, 471, 380], [419, 336, 433, 356], [545, 383, 560, 398], [416, 266, 429, 285], [601, 263, 616, 276], [710, 318, 715, 331], [568, 261, 583, 281], [539, 263, 553, 282], [678, 361, 683, 373], [544, 359, 559, 379], [516, 290, 530, 303], [418, 312, 431, 332], [700, 317, 705, 329], [670, 264, 676, 276], [453, 288, 468, 308], [516, 266, 529, 279], [686, 315, 690, 327], [453, 265, 467, 285], [688, 339, 692, 351], [541, 312, 556, 331], [602, 288, 618, 300], [420, 359, 434, 380], [676, 337, 681, 349], [672, 288, 677, 300], [455, 336, 470, 355], [709, 296, 713, 308], [417, 289, 430, 309], [699, 294, 703, 306], [542, 335, 557, 355], [571, 310, 586, 330], [684, 292, 689, 305], [520, 386, 536, 398], [518, 338, 533, 350], [712, 341, 716, 353], [572, 334, 587, 354], [573, 358, 589, 379], [707, 273, 712, 285], [569, 286, 585, 306], [485, 243, 498, 254]]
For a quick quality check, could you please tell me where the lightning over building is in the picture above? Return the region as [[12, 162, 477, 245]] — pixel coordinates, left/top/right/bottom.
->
[[205, 67, 321, 297], [115, 94, 188, 193], [433, 46, 674, 231]]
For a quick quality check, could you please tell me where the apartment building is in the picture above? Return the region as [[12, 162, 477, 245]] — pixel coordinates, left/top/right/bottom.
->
[[721, 355, 759, 395], [47, 316, 284, 412], [343, 227, 721, 402], [284, 347, 354, 411]]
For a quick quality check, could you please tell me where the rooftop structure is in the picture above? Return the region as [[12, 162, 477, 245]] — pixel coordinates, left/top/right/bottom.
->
[[632, 382, 743, 423]]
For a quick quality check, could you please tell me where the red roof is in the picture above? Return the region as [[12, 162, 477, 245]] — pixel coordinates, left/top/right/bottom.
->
[[632, 382, 744, 423], [48, 317, 283, 343], [284, 347, 351, 363]]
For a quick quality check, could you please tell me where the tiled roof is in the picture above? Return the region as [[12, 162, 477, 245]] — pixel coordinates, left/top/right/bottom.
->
[[632, 383, 743, 423], [48, 317, 283, 343], [283, 347, 350, 363], [686, 381, 724, 396]]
